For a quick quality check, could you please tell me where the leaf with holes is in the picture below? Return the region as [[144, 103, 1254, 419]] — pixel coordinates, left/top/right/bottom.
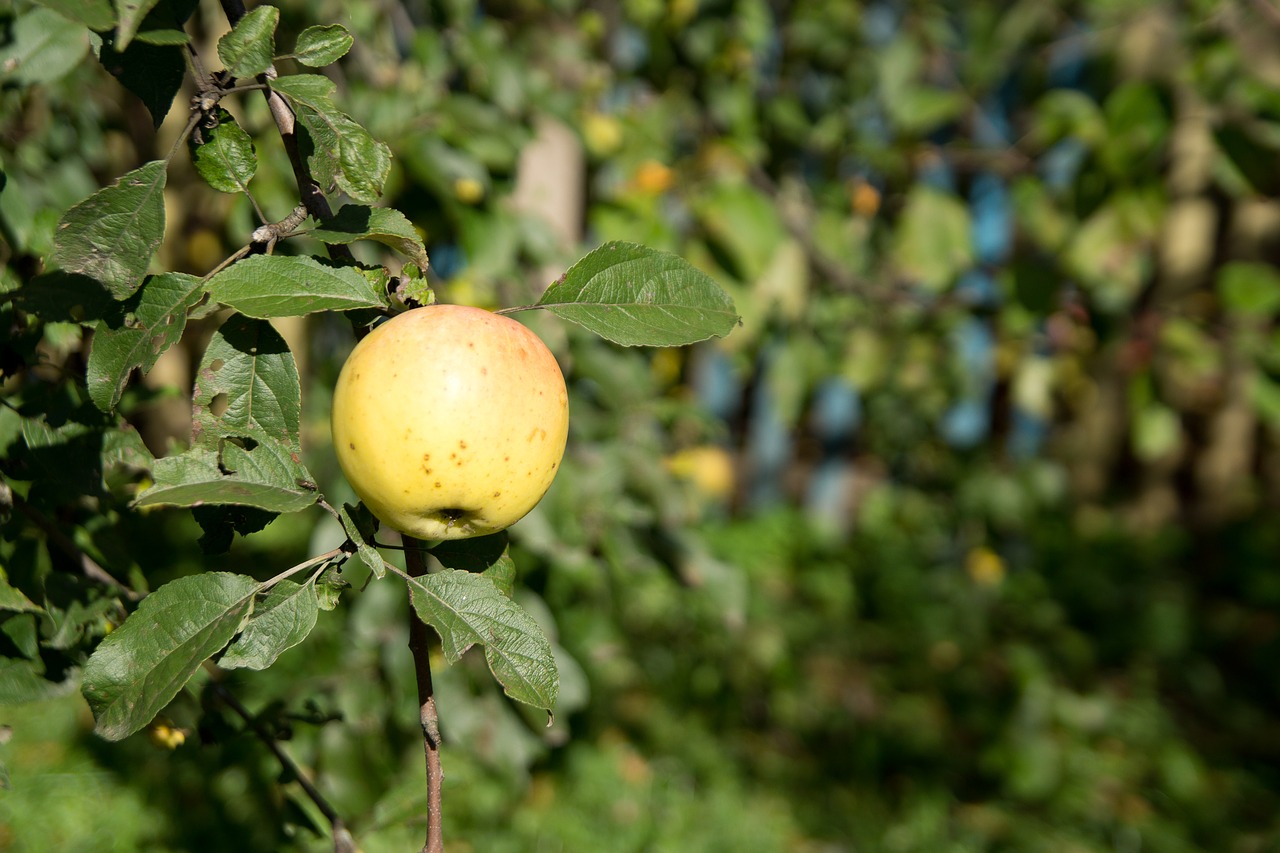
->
[[405, 569, 557, 710], [192, 315, 301, 449], [87, 272, 205, 412], [206, 255, 388, 318], [532, 241, 739, 347], [81, 572, 259, 740], [52, 160, 166, 298]]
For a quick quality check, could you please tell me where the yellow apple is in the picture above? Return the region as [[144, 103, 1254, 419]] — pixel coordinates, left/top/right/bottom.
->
[[332, 304, 569, 541]]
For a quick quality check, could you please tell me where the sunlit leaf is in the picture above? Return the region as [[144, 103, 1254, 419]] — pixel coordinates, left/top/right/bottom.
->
[[308, 205, 430, 268], [82, 572, 259, 740], [531, 242, 739, 347], [190, 109, 256, 194], [206, 255, 388, 318], [216, 5, 277, 79], [292, 24, 353, 67], [52, 161, 166, 298], [405, 569, 557, 710], [219, 580, 319, 671]]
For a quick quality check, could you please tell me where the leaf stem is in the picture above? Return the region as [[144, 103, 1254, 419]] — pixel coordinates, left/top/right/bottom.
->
[[165, 110, 203, 169], [258, 548, 344, 591], [404, 536, 445, 853]]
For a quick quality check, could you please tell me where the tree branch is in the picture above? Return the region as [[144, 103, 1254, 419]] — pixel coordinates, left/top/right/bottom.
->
[[218, 0, 353, 260], [404, 537, 445, 853], [208, 677, 357, 853]]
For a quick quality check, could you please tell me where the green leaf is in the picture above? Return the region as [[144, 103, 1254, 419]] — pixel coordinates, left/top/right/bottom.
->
[[135, 446, 317, 512], [114, 0, 162, 50], [891, 185, 974, 293], [87, 272, 205, 411], [309, 205, 430, 268], [532, 241, 739, 347], [292, 24, 353, 67], [190, 109, 256, 194], [11, 272, 122, 325], [339, 503, 384, 579], [271, 74, 391, 204], [0, 658, 72, 705], [405, 569, 558, 710], [206, 255, 388, 318], [135, 317, 315, 512], [430, 532, 511, 576], [0, 569, 42, 614], [219, 580, 319, 671], [1218, 262, 1280, 318], [97, 37, 185, 128], [0, 7, 91, 85], [82, 572, 259, 740], [132, 28, 189, 45], [52, 160, 166, 299], [216, 5, 277, 79], [33, 0, 115, 32]]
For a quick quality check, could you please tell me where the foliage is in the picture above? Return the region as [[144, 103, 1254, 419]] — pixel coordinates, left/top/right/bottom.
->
[[3, 0, 1280, 851]]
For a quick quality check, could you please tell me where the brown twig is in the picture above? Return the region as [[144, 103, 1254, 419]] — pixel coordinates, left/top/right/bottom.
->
[[208, 677, 357, 853], [218, 0, 353, 261], [404, 537, 445, 853]]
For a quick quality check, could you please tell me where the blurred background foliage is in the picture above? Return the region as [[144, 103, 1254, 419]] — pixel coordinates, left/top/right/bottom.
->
[[3, 0, 1280, 850]]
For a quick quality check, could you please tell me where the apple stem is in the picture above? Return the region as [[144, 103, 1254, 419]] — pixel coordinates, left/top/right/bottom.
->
[[405, 536, 446, 853]]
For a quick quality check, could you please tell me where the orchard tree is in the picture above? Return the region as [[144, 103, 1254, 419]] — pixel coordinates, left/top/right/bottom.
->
[[0, 2, 736, 850]]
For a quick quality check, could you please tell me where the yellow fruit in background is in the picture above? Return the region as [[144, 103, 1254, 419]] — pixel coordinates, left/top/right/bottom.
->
[[665, 445, 735, 501], [332, 305, 569, 541]]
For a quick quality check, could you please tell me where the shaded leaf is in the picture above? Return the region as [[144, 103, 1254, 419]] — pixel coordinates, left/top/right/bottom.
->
[[0, 7, 90, 85], [430, 532, 510, 575], [532, 241, 739, 347], [206, 255, 388, 318], [309, 205, 430, 268], [1219, 262, 1280, 318], [339, 503, 384, 579], [87, 272, 205, 411], [97, 36, 185, 128], [219, 580, 319, 671], [82, 572, 259, 740], [271, 74, 391, 204], [406, 569, 557, 710], [10, 272, 122, 325], [0, 570, 42, 614], [33, 0, 115, 32], [216, 5, 277, 79], [292, 24, 353, 67], [52, 160, 166, 299], [190, 109, 256, 194], [0, 658, 74, 705]]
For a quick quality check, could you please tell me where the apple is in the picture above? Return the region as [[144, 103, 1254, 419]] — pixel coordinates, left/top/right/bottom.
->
[[332, 304, 569, 541]]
